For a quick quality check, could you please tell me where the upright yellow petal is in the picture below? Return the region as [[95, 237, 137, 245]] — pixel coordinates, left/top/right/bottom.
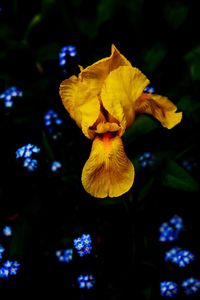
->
[[79, 44, 131, 93], [135, 93, 182, 129], [101, 66, 149, 134], [59, 75, 100, 139], [81, 134, 134, 198]]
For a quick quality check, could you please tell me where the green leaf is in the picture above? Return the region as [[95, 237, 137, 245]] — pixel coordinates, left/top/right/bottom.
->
[[184, 45, 200, 81], [42, 130, 55, 161], [142, 43, 167, 72], [162, 160, 200, 192], [177, 95, 200, 123], [23, 14, 42, 42], [123, 115, 159, 145], [137, 178, 155, 202], [163, 2, 189, 30]]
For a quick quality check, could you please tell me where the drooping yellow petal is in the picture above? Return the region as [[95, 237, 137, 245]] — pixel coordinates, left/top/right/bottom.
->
[[101, 66, 149, 135], [59, 75, 100, 139], [135, 93, 182, 129], [81, 134, 134, 198], [79, 44, 132, 93]]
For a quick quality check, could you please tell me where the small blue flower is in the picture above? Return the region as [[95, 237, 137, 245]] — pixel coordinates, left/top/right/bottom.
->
[[165, 247, 194, 267], [159, 215, 183, 242], [73, 234, 92, 257], [55, 249, 73, 263], [16, 144, 40, 159], [0, 86, 23, 108], [182, 277, 200, 295], [77, 274, 95, 289], [181, 158, 198, 172], [23, 158, 38, 171], [59, 45, 77, 67], [144, 86, 155, 93], [0, 244, 5, 253], [160, 281, 178, 297], [138, 151, 155, 168], [3, 226, 12, 237], [0, 267, 9, 278], [51, 161, 62, 172], [44, 110, 63, 139]]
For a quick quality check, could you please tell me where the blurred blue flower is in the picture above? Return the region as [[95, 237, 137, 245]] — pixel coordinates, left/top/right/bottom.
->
[[144, 86, 155, 93], [23, 158, 38, 171], [0, 267, 9, 278], [77, 274, 95, 289], [138, 151, 155, 168], [160, 281, 178, 297], [59, 45, 77, 67], [51, 161, 62, 172], [0, 86, 23, 108], [181, 158, 198, 172], [73, 234, 92, 257], [16, 144, 40, 159], [182, 277, 200, 295], [165, 247, 194, 267], [159, 215, 183, 242], [44, 109, 63, 139], [3, 226, 12, 237], [55, 248, 73, 263], [0, 245, 5, 254]]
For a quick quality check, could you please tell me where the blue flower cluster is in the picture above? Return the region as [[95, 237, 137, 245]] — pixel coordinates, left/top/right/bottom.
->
[[0, 227, 20, 279], [182, 277, 200, 295], [160, 215, 200, 297], [0, 260, 20, 278], [165, 247, 194, 267], [138, 151, 155, 168], [144, 86, 155, 93], [181, 158, 198, 172], [73, 234, 92, 257], [16, 144, 40, 171], [0, 86, 23, 108], [77, 274, 95, 289], [44, 109, 63, 139], [55, 248, 73, 263], [51, 161, 62, 172], [159, 215, 183, 242], [2, 226, 12, 237], [59, 45, 77, 68], [160, 281, 178, 297]]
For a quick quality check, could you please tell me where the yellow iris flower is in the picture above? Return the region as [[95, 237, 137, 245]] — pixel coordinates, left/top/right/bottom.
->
[[59, 45, 182, 198]]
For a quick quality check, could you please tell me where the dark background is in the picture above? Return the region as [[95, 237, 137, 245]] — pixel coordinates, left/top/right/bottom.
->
[[0, 0, 200, 298]]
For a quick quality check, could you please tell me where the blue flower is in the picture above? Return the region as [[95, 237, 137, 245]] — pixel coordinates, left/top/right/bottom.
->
[[59, 45, 77, 67], [3, 226, 12, 236], [51, 161, 62, 172], [0, 244, 5, 253], [77, 274, 95, 289], [181, 158, 198, 172], [138, 151, 155, 168], [0, 267, 9, 278], [16, 144, 40, 159], [23, 158, 38, 171], [159, 215, 183, 242], [44, 109, 63, 139], [144, 86, 155, 93], [165, 247, 194, 267], [160, 281, 178, 297], [55, 249, 73, 263], [0, 86, 23, 108], [182, 277, 200, 295], [73, 234, 92, 257], [1, 260, 20, 277]]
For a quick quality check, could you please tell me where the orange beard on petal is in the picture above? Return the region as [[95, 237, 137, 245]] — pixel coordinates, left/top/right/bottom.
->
[[81, 133, 134, 198]]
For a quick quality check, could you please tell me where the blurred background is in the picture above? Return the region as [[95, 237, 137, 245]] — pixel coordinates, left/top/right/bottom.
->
[[0, 0, 200, 298]]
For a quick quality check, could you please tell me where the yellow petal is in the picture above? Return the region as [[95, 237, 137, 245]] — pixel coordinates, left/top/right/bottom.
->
[[101, 66, 149, 135], [79, 44, 131, 93], [81, 134, 134, 198], [135, 93, 182, 129], [59, 75, 100, 139]]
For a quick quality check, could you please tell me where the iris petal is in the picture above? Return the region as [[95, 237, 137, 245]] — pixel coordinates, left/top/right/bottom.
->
[[81, 134, 134, 198], [135, 93, 182, 129], [101, 66, 149, 135], [59, 75, 100, 139]]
